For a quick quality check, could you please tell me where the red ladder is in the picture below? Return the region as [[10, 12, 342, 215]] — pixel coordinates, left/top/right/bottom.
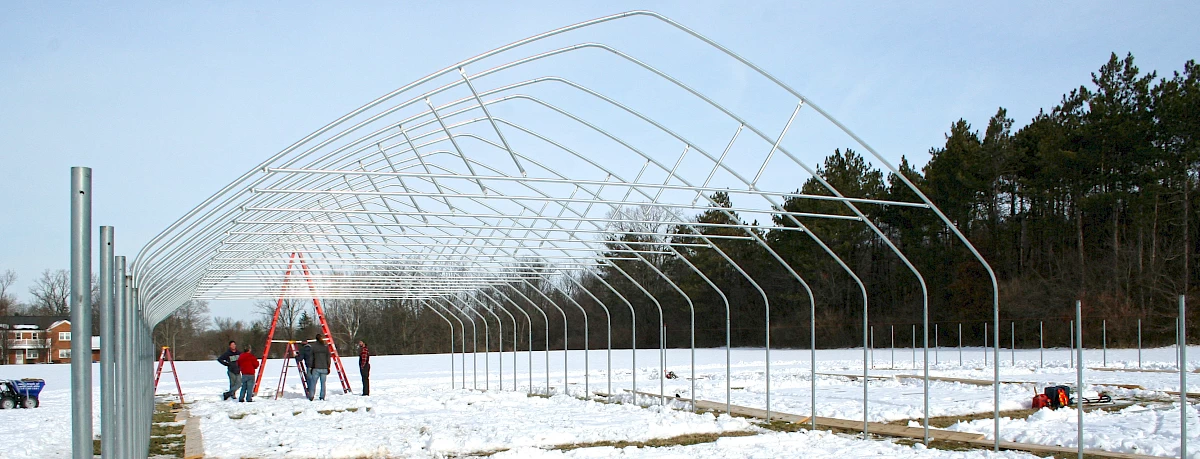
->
[[153, 346, 185, 403], [254, 252, 352, 395], [273, 341, 310, 399]]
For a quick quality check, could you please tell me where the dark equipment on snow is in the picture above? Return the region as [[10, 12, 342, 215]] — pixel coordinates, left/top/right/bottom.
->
[[0, 379, 45, 409], [1044, 385, 1071, 409], [1079, 392, 1113, 405], [1037, 385, 1114, 410]]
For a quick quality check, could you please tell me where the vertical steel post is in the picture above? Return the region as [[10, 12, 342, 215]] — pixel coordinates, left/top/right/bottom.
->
[[1180, 295, 1187, 459], [870, 326, 874, 369], [863, 282, 868, 439], [422, 302, 455, 389], [133, 287, 146, 459], [99, 227, 114, 459], [124, 275, 134, 456], [1137, 319, 1142, 369], [1076, 300, 1083, 459], [1070, 320, 1075, 368], [810, 280, 816, 431], [1039, 321, 1044, 368], [114, 257, 127, 459], [69, 167, 93, 459], [142, 292, 152, 459]]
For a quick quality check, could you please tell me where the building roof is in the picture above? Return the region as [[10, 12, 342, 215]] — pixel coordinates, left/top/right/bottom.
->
[[0, 315, 69, 330]]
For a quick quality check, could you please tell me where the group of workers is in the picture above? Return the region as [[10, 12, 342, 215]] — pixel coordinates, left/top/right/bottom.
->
[[216, 335, 371, 402]]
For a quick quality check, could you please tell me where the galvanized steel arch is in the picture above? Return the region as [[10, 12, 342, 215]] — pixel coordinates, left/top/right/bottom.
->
[[128, 10, 1003, 448]]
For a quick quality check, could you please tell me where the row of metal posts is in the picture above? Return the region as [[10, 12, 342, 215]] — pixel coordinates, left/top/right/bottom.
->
[[72, 167, 154, 459], [869, 318, 1160, 370], [433, 291, 1188, 459]]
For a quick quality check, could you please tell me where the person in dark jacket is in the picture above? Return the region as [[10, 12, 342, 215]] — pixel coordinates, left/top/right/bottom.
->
[[216, 341, 240, 400], [236, 344, 259, 402], [358, 340, 371, 396], [296, 340, 314, 400], [309, 334, 331, 401]]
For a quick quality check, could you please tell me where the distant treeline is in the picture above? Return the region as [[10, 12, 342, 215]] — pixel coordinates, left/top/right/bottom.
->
[[155, 53, 1198, 360]]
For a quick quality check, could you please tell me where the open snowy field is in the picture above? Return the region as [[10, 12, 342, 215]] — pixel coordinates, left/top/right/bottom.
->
[[1, 345, 1197, 458]]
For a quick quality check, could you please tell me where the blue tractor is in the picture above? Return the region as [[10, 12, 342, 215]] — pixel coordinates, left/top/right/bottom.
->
[[0, 379, 45, 409]]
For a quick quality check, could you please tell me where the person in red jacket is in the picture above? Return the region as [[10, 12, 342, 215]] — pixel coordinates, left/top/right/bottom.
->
[[236, 344, 260, 402]]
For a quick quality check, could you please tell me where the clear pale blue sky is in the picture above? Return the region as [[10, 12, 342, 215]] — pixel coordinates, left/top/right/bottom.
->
[[2, 1, 1197, 322]]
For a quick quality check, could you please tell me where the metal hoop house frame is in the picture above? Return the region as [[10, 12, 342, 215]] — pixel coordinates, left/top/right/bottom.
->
[[89, 11, 1005, 458]]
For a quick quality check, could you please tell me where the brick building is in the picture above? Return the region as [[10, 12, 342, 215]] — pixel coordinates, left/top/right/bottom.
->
[[0, 316, 99, 364]]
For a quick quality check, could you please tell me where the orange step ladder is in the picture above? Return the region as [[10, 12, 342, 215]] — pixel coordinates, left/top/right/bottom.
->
[[253, 252, 352, 396], [273, 341, 311, 399], [153, 346, 185, 403]]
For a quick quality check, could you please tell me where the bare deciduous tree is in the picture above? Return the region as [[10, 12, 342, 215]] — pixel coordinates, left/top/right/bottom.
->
[[153, 300, 210, 360], [29, 269, 69, 315], [326, 298, 371, 352], [254, 298, 305, 341], [0, 269, 16, 316]]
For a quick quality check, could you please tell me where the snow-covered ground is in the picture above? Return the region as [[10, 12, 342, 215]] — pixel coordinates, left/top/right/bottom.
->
[[0, 345, 1196, 458]]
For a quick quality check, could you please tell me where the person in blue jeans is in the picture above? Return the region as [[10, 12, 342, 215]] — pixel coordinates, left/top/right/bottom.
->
[[309, 334, 332, 401], [296, 340, 314, 400], [236, 344, 259, 402]]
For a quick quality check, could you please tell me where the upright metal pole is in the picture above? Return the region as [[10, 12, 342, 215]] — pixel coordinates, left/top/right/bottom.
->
[[1039, 321, 1044, 368], [423, 302, 455, 389], [123, 274, 135, 456], [135, 287, 149, 459], [1102, 319, 1107, 368], [1180, 295, 1187, 459], [863, 283, 869, 439], [870, 326, 874, 369], [131, 286, 141, 458], [810, 278, 816, 431], [1137, 319, 1142, 369], [983, 322, 988, 367], [99, 227, 115, 459], [114, 257, 127, 459], [69, 167, 93, 459], [1076, 300, 1083, 459]]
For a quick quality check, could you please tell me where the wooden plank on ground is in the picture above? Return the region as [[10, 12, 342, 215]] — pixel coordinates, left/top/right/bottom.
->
[[624, 390, 811, 424], [627, 390, 981, 442], [1091, 367, 1200, 374], [181, 410, 204, 459], [961, 438, 1163, 459], [893, 374, 1037, 386], [814, 372, 893, 381], [615, 391, 1158, 459], [1162, 390, 1200, 398]]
